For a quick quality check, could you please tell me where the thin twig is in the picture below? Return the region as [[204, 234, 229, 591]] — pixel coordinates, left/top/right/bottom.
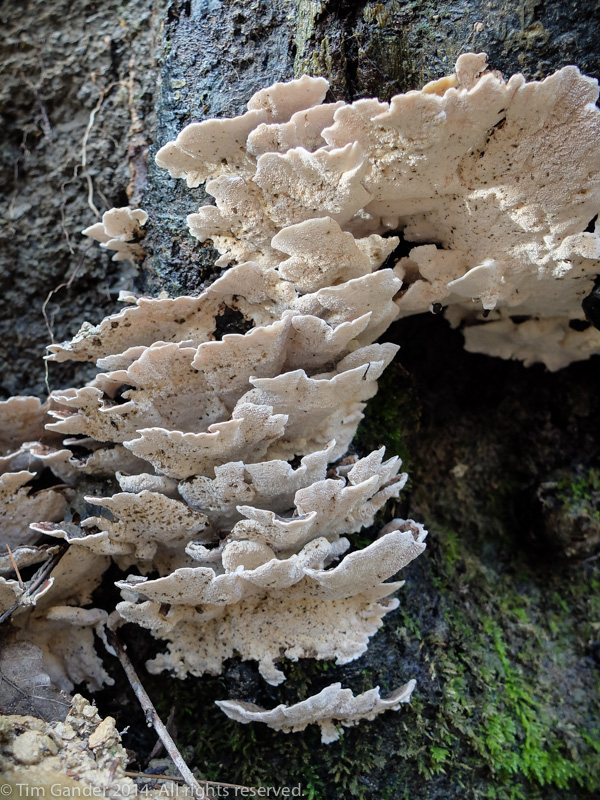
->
[[147, 705, 175, 761], [0, 545, 66, 625], [126, 770, 187, 783], [583, 550, 600, 564], [107, 631, 205, 799], [6, 546, 24, 590]]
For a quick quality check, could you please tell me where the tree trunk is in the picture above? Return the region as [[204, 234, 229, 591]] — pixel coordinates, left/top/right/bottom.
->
[[2, 1, 600, 798]]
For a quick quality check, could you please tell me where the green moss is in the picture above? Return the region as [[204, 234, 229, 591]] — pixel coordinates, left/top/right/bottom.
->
[[414, 20, 432, 38], [355, 360, 419, 471], [556, 469, 600, 520], [415, 526, 600, 798]]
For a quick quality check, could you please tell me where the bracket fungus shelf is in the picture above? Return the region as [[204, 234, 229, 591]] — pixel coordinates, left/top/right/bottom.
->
[[2, 53, 600, 752]]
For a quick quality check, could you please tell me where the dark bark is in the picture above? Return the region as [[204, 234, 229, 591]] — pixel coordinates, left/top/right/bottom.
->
[[2, 2, 600, 798], [0, 0, 167, 397], [141, 0, 297, 295]]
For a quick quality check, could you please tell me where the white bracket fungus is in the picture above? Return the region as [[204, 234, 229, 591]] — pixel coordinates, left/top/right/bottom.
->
[[160, 53, 600, 370], [217, 679, 416, 743], [4, 53, 596, 740], [0, 471, 68, 550], [116, 523, 426, 686], [83, 206, 148, 263]]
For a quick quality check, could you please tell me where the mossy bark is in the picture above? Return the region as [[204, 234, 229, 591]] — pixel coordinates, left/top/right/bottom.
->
[[2, 1, 600, 798]]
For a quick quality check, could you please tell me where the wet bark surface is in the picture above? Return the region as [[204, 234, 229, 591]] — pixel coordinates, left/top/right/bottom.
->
[[294, 0, 600, 102], [141, 0, 297, 295], [2, 1, 600, 798]]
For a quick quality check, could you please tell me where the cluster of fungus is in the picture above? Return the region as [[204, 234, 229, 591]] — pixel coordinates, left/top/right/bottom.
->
[[2, 53, 600, 751]]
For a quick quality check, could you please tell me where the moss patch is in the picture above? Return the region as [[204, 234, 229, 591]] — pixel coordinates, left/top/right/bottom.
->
[[412, 527, 600, 798]]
